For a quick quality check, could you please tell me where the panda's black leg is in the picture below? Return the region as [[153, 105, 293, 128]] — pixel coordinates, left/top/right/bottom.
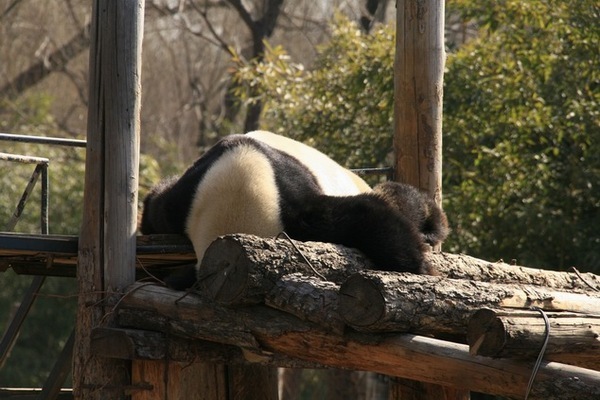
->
[[164, 263, 197, 290]]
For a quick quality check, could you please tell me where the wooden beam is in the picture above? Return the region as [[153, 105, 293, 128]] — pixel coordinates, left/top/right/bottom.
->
[[338, 270, 600, 334], [73, 1, 144, 399], [197, 234, 600, 308], [117, 283, 600, 399], [468, 309, 600, 369], [394, 0, 445, 200]]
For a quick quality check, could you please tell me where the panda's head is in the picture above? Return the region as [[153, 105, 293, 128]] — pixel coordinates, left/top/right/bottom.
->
[[373, 181, 449, 247]]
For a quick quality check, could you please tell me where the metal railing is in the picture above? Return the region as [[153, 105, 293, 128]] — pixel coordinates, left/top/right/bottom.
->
[[0, 133, 85, 399]]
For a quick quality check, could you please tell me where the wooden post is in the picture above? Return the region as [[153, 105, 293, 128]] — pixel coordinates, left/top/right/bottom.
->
[[394, 0, 444, 203], [393, 1, 467, 399], [73, 1, 144, 399]]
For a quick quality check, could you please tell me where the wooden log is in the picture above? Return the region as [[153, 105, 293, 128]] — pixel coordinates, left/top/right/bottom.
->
[[198, 235, 600, 306], [117, 283, 600, 399], [467, 309, 600, 370], [338, 271, 600, 336], [265, 273, 345, 334], [430, 252, 600, 294], [90, 327, 245, 363], [198, 234, 370, 304]]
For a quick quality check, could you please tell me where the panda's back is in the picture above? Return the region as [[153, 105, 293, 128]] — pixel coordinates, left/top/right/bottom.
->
[[246, 131, 371, 196]]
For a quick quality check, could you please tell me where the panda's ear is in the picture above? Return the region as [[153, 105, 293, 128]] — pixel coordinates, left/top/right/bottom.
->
[[421, 201, 449, 247], [372, 181, 449, 247]]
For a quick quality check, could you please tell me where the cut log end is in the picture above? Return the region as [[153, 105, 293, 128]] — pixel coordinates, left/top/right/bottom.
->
[[198, 238, 251, 304], [467, 309, 507, 357], [339, 274, 386, 327]]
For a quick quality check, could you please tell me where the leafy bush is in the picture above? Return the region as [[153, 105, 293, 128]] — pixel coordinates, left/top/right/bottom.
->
[[234, 15, 395, 169]]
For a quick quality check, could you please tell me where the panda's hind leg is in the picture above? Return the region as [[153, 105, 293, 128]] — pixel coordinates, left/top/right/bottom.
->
[[164, 263, 197, 290]]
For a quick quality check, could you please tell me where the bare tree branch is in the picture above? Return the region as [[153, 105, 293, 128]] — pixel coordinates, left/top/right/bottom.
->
[[0, 0, 24, 23], [0, 23, 90, 100]]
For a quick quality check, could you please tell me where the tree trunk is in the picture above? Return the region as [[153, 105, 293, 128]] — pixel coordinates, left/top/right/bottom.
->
[[198, 233, 370, 305], [0, 24, 90, 100], [430, 252, 599, 294], [266, 273, 345, 334]]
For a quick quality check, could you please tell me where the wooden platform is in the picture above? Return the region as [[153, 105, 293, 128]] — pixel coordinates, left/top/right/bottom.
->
[[0, 233, 196, 278]]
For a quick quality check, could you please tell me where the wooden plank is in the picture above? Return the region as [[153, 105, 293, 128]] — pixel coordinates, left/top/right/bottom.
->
[[0, 234, 196, 277]]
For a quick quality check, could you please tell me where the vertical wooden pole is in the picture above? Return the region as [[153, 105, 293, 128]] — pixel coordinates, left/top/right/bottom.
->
[[73, 1, 144, 399], [393, 1, 469, 399], [394, 0, 444, 204]]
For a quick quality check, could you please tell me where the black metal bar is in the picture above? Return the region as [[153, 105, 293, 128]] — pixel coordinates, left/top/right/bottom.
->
[[0, 388, 73, 399], [0, 132, 86, 148], [39, 329, 75, 400], [350, 166, 395, 180], [0, 233, 195, 255], [0, 275, 46, 368], [5, 164, 46, 231], [41, 164, 49, 234], [0, 233, 79, 253]]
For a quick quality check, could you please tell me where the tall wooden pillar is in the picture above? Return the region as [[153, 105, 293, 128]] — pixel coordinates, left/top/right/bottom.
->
[[394, 0, 444, 204], [393, 1, 468, 399], [73, 1, 144, 399]]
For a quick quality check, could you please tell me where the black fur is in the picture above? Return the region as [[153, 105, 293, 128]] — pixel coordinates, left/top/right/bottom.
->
[[286, 192, 430, 274], [372, 182, 449, 247], [141, 134, 449, 289]]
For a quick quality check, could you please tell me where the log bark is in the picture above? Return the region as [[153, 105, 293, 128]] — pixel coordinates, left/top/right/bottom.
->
[[265, 273, 345, 334], [198, 235, 600, 306], [430, 252, 600, 294], [116, 283, 600, 399], [338, 271, 600, 336], [467, 309, 600, 369], [198, 234, 370, 304]]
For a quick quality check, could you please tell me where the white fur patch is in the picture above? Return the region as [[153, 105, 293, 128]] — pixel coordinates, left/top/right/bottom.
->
[[186, 145, 284, 264], [246, 130, 371, 195]]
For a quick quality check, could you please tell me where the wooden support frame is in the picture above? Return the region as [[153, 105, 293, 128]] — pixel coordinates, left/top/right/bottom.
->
[[394, 1, 457, 398], [72, 1, 144, 399]]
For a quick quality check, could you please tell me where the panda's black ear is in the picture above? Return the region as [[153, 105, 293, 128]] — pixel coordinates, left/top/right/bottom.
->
[[421, 199, 449, 247]]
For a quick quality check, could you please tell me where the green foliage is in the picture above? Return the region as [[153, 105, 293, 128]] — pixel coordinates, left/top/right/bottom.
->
[[443, 0, 599, 270], [234, 3, 599, 272], [0, 274, 76, 387], [234, 15, 395, 169]]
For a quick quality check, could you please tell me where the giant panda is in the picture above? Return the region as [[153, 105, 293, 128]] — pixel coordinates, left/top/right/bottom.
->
[[140, 130, 448, 289]]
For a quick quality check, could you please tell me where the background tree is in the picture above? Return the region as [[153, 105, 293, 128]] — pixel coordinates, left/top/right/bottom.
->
[[234, 1, 599, 273]]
